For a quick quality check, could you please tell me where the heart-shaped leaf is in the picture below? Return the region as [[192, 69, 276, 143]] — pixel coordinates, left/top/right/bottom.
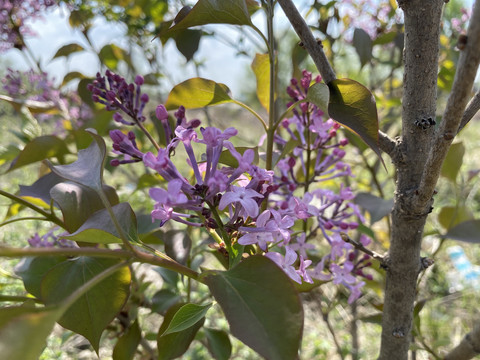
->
[[157, 303, 205, 360], [162, 303, 212, 335], [443, 220, 480, 243], [52, 43, 85, 59], [251, 53, 273, 111], [112, 320, 141, 360], [41, 257, 131, 352], [441, 142, 465, 183], [353, 28, 373, 68], [327, 78, 384, 166], [354, 193, 394, 224], [8, 135, 70, 172], [19, 172, 64, 207], [0, 305, 64, 360], [204, 328, 232, 360], [164, 0, 253, 35], [203, 255, 303, 360], [50, 181, 119, 233], [64, 203, 138, 244], [165, 78, 232, 110], [305, 82, 329, 114]]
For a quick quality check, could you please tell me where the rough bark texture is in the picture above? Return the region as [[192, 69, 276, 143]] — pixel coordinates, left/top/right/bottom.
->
[[378, 1, 444, 359]]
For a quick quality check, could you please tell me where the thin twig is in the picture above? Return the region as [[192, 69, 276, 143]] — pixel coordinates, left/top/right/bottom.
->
[[445, 321, 480, 360], [340, 232, 386, 266], [277, 0, 336, 84], [457, 90, 480, 133]]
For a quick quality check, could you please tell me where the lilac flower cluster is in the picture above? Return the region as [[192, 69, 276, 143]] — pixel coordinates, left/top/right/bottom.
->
[[92, 70, 371, 303], [87, 70, 149, 126], [450, 8, 471, 34], [1, 68, 92, 130], [338, 0, 402, 40], [28, 229, 76, 248], [0, 0, 56, 52]]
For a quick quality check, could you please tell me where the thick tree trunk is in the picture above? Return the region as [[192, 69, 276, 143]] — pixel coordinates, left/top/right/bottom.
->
[[379, 1, 444, 359]]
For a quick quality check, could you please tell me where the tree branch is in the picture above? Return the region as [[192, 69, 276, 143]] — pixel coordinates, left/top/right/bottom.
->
[[457, 90, 480, 133], [417, 0, 480, 209], [444, 321, 480, 360], [379, 130, 398, 160], [276, 0, 336, 84]]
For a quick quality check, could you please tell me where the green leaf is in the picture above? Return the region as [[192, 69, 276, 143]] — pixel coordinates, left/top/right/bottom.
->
[[164, 0, 253, 35], [15, 256, 67, 299], [441, 142, 465, 182], [50, 181, 119, 233], [112, 320, 141, 360], [62, 71, 86, 86], [157, 303, 205, 360], [64, 203, 138, 244], [99, 44, 129, 70], [165, 78, 232, 110], [0, 94, 57, 114], [353, 28, 373, 68], [305, 82, 329, 114], [203, 256, 303, 360], [0, 305, 64, 360], [251, 53, 272, 111], [327, 78, 384, 166], [47, 129, 106, 191], [151, 289, 181, 315], [438, 205, 473, 230], [8, 135, 70, 172], [373, 31, 397, 45], [204, 328, 232, 360], [354, 193, 394, 223], [162, 303, 212, 335], [18, 172, 63, 207], [41, 257, 131, 352], [52, 43, 85, 59], [443, 220, 480, 243], [172, 29, 202, 62], [77, 78, 95, 108]]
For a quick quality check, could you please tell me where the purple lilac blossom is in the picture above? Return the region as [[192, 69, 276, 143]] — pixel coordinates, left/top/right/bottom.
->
[[90, 69, 371, 303], [28, 230, 76, 248]]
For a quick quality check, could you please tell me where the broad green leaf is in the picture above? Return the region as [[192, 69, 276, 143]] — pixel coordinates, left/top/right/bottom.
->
[[443, 220, 480, 243], [50, 181, 119, 233], [41, 257, 131, 352], [164, 0, 253, 35], [162, 303, 212, 335], [438, 205, 473, 230], [151, 289, 181, 315], [305, 82, 329, 114], [8, 135, 69, 172], [99, 44, 128, 70], [62, 71, 86, 86], [112, 320, 141, 360], [19, 172, 63, 207], [203, 256, 303, 360], [353, 28, 373, 68], [0, 305, 64, 360], [327, 78, 383, 165], [15, 256, 67, 299], [204, 328, 232, 360], [157, 303, 205, 360], [64, 203, 138, 244], [52, 43, 85, 59], [354, 193, 394, 223], [77, 78, 95, 108], [251, 53, 272, 111], [47, 129, 106, 191], [373, 31, 397, 45], [441, 142, 465, 182], [165, 78, 232, 110], [173, 29, 202, 62]]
